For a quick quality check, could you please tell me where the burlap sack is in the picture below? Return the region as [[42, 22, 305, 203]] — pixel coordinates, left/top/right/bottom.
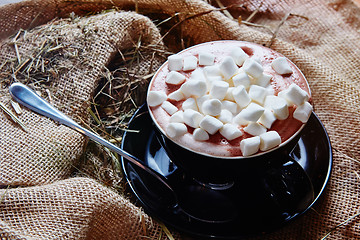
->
[[0, 0, 359, 239]]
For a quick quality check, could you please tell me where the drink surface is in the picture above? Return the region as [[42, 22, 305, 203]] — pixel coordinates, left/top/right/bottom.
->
[[148, 41, 311, 157]]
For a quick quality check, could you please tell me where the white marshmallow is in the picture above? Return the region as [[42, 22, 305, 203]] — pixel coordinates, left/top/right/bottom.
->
[[255, 73, 272, 87], [230, 47, 248, 66], [183, 109, 204, 128], [271, 57, 293, 75], [182, 97, 198, 111], [240, 136, 260, 156], [168, 55, 183, 71], [166, 122, 187, 138], [277, 90, 292, 106], [199, 115, 224, 135], [168, 89, 185, 101], [249, 85, 267, 105], [199, 52, 215, 66], [206, 76, 223, 91], [183, 79, 207, 97], [169, 110, 184, 123], [238, 103, 265, 122], [279, 83, 309, 106], [242, 58, 263, 79], [252, 56, 262, 64], [202, 99, 222, 116], [161, 101, 178, 115], [210, 81, 229, 100], [232, 85, 251, 108], [183, 55, 198, 71], [220, 123, 243, 141], [224, 87, 235, 101], [147, 91, 167, 107], [190, 68, 206, 81], [179, 82, 192, 98], [232, 71, 251, 89], [259, 131, 281, 151], [217, 109, 233, 123], [244, 122, 267, 136], [203, 65, 222, 77], [233, 112, 250, 126], [264, 95, 289, 120], [293, 101, 313, 123], [221, 100, 238, 114], [258, 109, 277, 129], [196, 95, 210, 114], [219, 56, 238, 80], [193, 128, 210, 141], [166, 71, 186, 85]]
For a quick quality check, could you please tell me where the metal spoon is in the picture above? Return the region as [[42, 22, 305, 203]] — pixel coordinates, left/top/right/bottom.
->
[[8, 82, 175, 199]]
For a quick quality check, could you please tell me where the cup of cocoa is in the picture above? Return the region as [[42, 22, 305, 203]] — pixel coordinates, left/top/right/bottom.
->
[[147, 40, 312, 183]]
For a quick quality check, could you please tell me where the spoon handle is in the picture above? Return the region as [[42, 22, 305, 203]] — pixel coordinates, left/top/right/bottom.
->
[[9, 83, 174, 193]]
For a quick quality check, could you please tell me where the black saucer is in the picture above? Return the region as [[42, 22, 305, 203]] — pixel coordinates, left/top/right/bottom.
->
[[121, 105, 332, 239]]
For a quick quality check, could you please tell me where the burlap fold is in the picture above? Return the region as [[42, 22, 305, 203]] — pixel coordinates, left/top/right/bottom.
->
[[0, 0, 360, 239]]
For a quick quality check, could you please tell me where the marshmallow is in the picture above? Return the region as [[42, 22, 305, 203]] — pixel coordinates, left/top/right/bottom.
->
[[279, 83, 309, 106], [264, 95, 289, 120], [249, 85, 267, 105], [240, 136, 260, 156], [161, 101, 178, 115], [210, 81, 229, 100], [199, 52, 215, 66], [229, 47, 248, 66], [147, 91, 167, 107], [168, 55, 182, 71], [259, 131, 281, 151], [196, 95, 210, 114], [258, 109, 277, 129], [252, 57, 262, 64], [224, 87, 235, 101], [168, 89, 185, 101], [202, 99, 222, 116], [242, 58, 263, 79], [244, 122, 267, 136], [233, 112, 250, 126], [182, 79, 207, 97], [220, 123, 243, 140], [190, 68, 206, 81], [183, 55, 198, 71], [217, 109, 233, 123], [169, 110, 184, 123], [182, 97, 198, 111], [199, 115, 224, 135], [206, 76, 223, 91], [255, 73, 272, 87], [221, 100, 238, 114], [166, 71, 186, 85], [193, 128, 210, 141], [293, 101, 313, 123], [238, 103, 265, 122], [203, 65, 222, 77], [271, 57, 293, 75], [232, 71, 251, 89], [183, 109, 204, 128], [219, 56, 238, 80], [166, 122, 187, 138], [232, 85, 251, 108]]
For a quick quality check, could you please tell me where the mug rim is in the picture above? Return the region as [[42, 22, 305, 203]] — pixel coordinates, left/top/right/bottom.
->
[[147, 40, 311, 160]]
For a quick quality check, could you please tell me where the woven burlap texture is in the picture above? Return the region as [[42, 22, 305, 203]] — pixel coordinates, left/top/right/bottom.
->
[[0, 0, 359, 239]]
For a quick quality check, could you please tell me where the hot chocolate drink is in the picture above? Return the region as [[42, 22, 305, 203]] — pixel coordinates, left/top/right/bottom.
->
[[147, 41, 312, 157]]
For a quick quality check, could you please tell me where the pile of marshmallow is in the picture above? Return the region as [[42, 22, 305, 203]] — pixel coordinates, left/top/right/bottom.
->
[[147, 46, 312, 156]]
